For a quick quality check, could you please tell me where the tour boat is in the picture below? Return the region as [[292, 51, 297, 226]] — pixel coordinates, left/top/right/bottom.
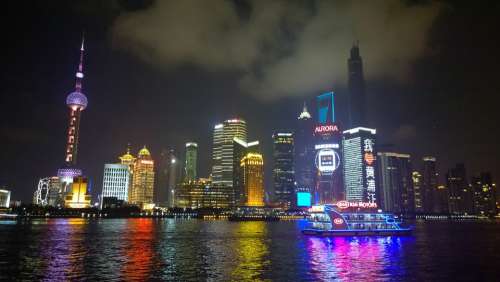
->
[[302, 201, 412, 236]]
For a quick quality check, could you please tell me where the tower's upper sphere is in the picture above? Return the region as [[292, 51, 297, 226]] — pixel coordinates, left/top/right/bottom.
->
[[66, 91, 88, 110]]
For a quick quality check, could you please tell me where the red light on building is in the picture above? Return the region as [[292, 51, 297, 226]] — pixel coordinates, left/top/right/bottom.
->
[[314, 124, 339, 135], [364, 152, 374, 165], [333, 218, 344, 225], [336, 200, 377, 209]]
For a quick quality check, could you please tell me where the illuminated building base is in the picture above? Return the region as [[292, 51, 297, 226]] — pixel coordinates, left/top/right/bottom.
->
[[142, 203, 155, 210], [64, 176, 91, 208]]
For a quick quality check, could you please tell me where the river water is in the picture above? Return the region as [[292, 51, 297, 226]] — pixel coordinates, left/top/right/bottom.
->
[[0, 218, 498, 281]]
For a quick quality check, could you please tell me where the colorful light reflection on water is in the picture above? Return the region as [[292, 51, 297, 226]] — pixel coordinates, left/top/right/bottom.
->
[[0, 219, 498, 281], [304, 236, 411, 281]]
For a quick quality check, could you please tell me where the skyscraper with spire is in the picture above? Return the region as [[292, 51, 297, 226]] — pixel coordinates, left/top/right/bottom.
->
[[57, 35, 88, 192], [295, 102, 314, 194], [347, 42, 366, 128]]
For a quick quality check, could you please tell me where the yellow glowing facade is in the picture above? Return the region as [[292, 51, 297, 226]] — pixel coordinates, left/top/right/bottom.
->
[[65, 177, 91, 208], [119, 146, 135, 203], [240, 153, 264, 207], [119, 146, 136, 169], [129, 146, 155, 209]]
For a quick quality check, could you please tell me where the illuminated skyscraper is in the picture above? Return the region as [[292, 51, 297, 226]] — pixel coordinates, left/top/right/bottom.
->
[[57, 36, 88, 191], [101, 163, 130, 203], [342, 127, 377, 203], [295, 102, 314, 193], [64, 176, 91, 208], [421, 156, 438, 213], [347, 42, 366, 128], [212, 119, 248, 186], [313, 92, 343, 204], [156, 148, 176, 207], [184, 142, 198, 182], [317, 92, 335, 124], [435, 184, 449, 214], [130, 146, 155, 209], [240, 153, 265, 207], [447, 163, 473, 215], [272, 132, 295, 208], [233, 138, 260, 206], [156, 149, 180, 208], [472, 172, 497, 217], [119, 145, 136, 169], [412, 171, 423, 212], [377, 152, 415, 215], [0, 189, 11, 208]]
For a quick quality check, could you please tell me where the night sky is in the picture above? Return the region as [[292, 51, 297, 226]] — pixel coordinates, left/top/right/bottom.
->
[[1, 0, 499, 202]]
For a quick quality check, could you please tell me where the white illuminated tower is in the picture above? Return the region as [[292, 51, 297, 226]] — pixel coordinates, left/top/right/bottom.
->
[[58, 36, 88, 189], [211, 119, 247, 186]]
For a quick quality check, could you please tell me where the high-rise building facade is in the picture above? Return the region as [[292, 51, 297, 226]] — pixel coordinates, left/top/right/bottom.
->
[[58, 37, 88, 192], [101, 164, 130, 204], [313, 92, 343, 204], [119, 146, 136, 170], [0, 189, 11, 208], [446, 163, 473, 215], [272, 132, 295, 208], [347, 42, 366, 128], [377, 152, 415, 215], [156, 148, 179, 207], [435, 184, 449, 214], [421, 156, 438, 213], [412, 171, 423, 213], [211, 119, 247, 186], [342, 127, 377, 203], [240, 153, 265, 207], [184, 142, 198, 182], [233, 138, 260, 206], [130, 146, 155, 209], [295, 102, 314, 193], [472, 173, 497, 217], [176, 178, 230, 209], [118, 146, 135, 201]]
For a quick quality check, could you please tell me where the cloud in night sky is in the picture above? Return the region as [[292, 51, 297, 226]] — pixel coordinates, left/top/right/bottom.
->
[[111, 0, 441, 100]]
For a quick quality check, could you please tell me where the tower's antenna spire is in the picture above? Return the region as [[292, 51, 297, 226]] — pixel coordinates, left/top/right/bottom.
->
[[75, 32, 85, 92]]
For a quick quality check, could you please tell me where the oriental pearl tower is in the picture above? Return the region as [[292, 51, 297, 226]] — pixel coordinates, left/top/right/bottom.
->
[[57, 36, 88, 191]]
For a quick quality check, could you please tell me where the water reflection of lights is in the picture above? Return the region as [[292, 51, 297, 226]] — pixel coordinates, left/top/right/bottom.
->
[[306, 236, 410, 281], [231, 222, 270, 281], [123, 218, 154, 281], [42, 218, 87, 281]]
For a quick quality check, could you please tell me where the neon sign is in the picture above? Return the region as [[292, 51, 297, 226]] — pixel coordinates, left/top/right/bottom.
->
[[333, 218, 344, 225], [314, 124, 339, 134], [315, 149, 340, 174], [363, 138, 377, 203], [336, 200, 377, 209], [364, 152, 374, 165]]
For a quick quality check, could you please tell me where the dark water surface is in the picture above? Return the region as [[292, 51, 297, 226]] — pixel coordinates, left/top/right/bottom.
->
[[0, 219, 498, 281]]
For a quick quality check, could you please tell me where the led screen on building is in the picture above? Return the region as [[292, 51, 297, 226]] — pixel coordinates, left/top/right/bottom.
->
[[314, 148, 340, 175], [297, 192, 312, 207]]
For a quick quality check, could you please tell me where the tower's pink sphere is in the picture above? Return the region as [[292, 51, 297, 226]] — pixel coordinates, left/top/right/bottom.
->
[[66, 91, 88, 110]]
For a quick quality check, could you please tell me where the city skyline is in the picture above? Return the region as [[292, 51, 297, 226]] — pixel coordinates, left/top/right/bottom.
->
[[1, 1, 499, 204], [1, 2, 500, 281]]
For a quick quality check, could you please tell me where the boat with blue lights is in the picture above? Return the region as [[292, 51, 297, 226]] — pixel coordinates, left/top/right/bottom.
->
[[302, 201, 412, 236]]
